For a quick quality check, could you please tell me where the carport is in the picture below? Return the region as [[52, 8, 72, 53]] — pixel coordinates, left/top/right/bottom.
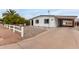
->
[[55, 16, 77, 27], [57, 19, 74, 27]]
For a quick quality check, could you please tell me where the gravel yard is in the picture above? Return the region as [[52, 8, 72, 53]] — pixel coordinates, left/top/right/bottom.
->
[[23, 26, 47, 39]]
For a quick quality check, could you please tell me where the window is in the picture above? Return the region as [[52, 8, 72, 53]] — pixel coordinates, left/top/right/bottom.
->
[[51, 19, 53, 21], [44, 19, 49, 24], [35, 20, 39, 24]]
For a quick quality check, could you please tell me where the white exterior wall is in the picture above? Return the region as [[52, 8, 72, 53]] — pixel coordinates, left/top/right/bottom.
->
[[33, 16, 58, 27]]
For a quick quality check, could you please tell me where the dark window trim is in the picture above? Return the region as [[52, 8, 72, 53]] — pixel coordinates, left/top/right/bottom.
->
[[35, 20, 39, 24], [44, 19, 49, 24]]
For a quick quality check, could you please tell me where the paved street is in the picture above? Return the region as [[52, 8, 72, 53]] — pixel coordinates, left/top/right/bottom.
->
[[0, 27, 79, 49]]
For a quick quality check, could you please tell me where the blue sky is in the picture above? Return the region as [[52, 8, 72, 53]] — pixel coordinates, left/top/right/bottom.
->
[[0, 9, 79, 19]]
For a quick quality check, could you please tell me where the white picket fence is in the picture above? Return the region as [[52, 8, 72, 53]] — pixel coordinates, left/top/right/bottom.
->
[[4, 24, 24, 37]]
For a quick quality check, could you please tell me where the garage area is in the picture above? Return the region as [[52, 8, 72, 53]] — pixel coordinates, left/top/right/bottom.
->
[[57, 19, 74, 27], [56, 16, 77, 27]]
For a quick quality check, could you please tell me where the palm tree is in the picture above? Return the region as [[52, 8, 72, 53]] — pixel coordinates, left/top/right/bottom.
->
[[2, 9, 26, 25], [3, 9, 17, 17]]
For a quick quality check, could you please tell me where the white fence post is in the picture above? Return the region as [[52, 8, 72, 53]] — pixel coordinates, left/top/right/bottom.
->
[[13, 25, 15, 32], [21, 27, 24, 37], [9, 25, 10, 29]]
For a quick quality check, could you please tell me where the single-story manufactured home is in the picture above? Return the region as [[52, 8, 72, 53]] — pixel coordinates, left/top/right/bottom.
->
[[31, 15, 77, 27]]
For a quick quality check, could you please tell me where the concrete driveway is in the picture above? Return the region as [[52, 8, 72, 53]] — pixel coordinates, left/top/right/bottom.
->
[[0, 27, 79, 49]]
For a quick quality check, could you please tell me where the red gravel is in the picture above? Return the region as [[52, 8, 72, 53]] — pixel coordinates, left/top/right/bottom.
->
[[0, 24, 21, 46]]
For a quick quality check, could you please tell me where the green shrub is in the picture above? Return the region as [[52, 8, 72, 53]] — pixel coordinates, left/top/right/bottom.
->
[[25, 20, 30, 25]]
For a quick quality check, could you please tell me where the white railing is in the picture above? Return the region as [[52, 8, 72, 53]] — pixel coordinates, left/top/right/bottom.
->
[[4, 24, 24, 37]]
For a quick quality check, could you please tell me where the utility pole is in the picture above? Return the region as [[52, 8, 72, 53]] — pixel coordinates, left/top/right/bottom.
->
[[48, 10, 50, 15]]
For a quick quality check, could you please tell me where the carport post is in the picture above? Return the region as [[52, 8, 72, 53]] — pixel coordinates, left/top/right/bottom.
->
[[76, 21, 77, 27], [74, 20, 77, 28]]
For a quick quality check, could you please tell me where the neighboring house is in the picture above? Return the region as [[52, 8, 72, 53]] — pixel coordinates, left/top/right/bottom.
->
[[31, 15, 77, 27]]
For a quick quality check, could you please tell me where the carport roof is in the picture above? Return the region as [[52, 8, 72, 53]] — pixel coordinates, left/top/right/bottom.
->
[[55, 15, 77, 19]]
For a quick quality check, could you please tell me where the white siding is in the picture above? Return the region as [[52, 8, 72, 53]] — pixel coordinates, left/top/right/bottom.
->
[[33, 16, 57, 27]]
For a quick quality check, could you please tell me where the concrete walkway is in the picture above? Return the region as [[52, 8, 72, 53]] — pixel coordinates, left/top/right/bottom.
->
[[0, 27, 79, 49]]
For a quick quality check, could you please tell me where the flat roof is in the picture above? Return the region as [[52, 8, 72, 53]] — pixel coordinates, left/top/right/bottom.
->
[[31, 15, 55, 19], [31, 15, 77, 20]]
